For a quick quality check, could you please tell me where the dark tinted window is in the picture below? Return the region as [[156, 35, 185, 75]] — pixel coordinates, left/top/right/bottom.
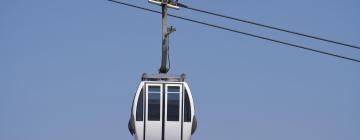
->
[[148, 86, 161, 121], [168, 86, 180, 92], [167, 86, 180, 121], [136, 90, 143, 121], [149, 86, 160, 92], [167, 93, 180, 121], [184, 90, 191, 122]]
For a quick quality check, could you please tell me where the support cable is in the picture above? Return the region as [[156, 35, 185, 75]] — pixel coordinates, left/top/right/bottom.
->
[[178, 3, 360, 50], [108, 0, 360, 63]]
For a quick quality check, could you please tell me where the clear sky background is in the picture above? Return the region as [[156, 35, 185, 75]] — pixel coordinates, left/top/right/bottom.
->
[[1, 0, 360, 140]]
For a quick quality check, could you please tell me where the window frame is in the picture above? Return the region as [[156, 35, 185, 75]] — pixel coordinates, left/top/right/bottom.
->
[[165, 84, 182, 122], [146, 84, 162, 121]]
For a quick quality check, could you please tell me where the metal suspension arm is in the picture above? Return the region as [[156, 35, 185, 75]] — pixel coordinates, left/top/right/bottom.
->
[[159, 3, 169, 73]]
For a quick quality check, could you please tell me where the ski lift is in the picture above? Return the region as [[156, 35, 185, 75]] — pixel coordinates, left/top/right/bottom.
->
[[128, 74, 197, 140]]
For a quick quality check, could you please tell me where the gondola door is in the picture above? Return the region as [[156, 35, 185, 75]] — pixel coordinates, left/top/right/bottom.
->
[[145, 83, 183, 140], [164, 84, 182, 140], [145, 84, 163, 140]]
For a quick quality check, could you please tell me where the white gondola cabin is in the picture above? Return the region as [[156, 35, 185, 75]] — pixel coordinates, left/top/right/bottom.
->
[[129, 74, 197, 140]]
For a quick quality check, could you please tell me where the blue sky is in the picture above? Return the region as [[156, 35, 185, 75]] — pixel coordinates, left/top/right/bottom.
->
[[1, 0, 360, 140]]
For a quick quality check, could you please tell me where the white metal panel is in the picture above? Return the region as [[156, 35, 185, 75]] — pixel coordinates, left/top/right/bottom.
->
[[134, 122, 144, 140], [182, 123, 192, 140]]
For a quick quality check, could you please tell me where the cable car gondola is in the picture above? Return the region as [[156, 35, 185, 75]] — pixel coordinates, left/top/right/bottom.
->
[[128, 74, 197, 140], [126, 1, 197, 139]]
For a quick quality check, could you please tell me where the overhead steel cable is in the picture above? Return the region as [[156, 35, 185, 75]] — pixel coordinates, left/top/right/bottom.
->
[[108, 0, 360, 63], [177, 3, 360, 50]]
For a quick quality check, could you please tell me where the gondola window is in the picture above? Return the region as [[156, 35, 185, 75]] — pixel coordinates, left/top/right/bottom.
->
[[148, 86, 161, 121], [167, 86, 180, 121], [136, 90, 144, 121]]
